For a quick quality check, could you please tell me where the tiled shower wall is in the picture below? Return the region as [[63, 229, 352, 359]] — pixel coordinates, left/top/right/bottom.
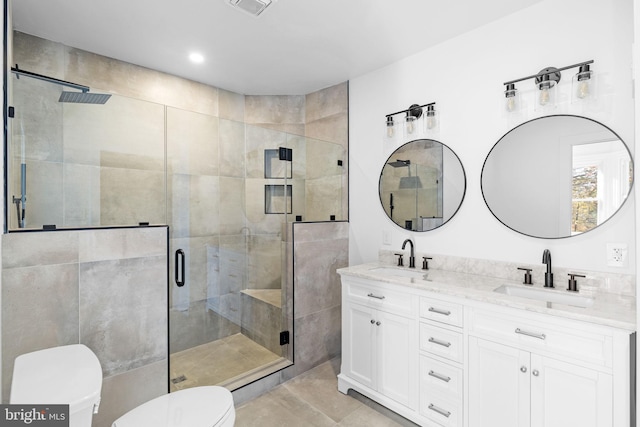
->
[[1, 227, 168, 427], [11, 31, 348, 354]]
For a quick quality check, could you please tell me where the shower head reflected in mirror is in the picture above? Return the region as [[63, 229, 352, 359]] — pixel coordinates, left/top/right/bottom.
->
[[387, 159, 411, 168]]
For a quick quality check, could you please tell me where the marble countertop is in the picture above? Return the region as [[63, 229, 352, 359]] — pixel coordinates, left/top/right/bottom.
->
[[338, 263, 636, 331]]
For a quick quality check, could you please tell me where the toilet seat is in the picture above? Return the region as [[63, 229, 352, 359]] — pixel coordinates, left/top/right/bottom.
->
[[112, 386, 234, 427]]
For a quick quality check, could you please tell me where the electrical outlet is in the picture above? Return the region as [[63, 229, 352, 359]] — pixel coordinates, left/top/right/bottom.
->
[[382, 230, 391, 245], [606, 243, 628, 267]]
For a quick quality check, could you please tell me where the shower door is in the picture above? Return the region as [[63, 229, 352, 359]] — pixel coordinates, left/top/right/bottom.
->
[[167, 111, 293, 391]]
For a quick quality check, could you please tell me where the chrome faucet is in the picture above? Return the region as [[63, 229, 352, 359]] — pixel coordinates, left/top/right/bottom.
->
[[402, 238, 415, 268], [542, 249, 553, 288]]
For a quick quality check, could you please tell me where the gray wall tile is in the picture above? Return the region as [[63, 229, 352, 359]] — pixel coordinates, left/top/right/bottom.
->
[[79, 256, 168, 377]]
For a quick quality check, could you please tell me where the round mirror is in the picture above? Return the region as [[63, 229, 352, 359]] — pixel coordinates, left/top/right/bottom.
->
[[481, 115, 634, 239], [379, 139, 466, 231]]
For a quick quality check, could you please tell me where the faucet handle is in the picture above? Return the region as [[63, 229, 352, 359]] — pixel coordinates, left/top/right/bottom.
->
[[394, 253, 404, 267], [422, 257, 432, 270], [517, 267, 533, 285], [567, 273, 586, 292]]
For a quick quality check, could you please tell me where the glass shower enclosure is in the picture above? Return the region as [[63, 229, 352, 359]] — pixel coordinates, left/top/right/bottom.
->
[[7, 69, 346, 391]]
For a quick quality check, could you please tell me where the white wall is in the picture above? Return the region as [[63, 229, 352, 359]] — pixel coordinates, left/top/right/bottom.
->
[[349, 0, 635, 275]]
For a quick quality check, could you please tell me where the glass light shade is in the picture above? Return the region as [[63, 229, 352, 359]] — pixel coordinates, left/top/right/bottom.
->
[[423, 105, 438, 133], [535, 78, 557, 112], [385, 116, 397, 141], [572, 65, 596, 103], [404, 115, 418, 138], [504, 84, 520, 113]]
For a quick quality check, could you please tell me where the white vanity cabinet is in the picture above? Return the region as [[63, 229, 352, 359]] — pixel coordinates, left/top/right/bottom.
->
[[339, 277, 419, 411], [468, 308, 630, 427], [338, 266, 634, 427]]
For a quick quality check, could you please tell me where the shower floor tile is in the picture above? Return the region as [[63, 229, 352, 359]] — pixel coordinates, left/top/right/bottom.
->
[[170, 333, 283, 392]]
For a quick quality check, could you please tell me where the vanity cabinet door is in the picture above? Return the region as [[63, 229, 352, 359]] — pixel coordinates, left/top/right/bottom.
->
[[342, 300, 417, 410], [343, 302, 377, 389], [529, 354, 612, 427], [468, 337, 530, 427], [377, 309, 417, 409]]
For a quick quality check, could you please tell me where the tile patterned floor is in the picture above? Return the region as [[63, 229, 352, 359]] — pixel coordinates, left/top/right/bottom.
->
[[235, 358, 419, 426], [170, 333, 282, 391]]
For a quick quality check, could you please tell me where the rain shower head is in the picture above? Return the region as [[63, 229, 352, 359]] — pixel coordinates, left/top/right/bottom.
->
[[59, 91, 111, 104], [387, 159, 410, 168], [12, 66, 111, 104]]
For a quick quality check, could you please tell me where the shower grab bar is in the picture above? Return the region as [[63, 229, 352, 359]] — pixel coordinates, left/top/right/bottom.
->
[[175, 249, 185, 287]]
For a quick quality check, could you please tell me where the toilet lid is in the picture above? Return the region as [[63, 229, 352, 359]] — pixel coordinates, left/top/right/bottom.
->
[[113, 386, 233, 427]]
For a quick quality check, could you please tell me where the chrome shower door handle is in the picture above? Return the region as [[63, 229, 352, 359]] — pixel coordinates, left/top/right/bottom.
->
[[175, 249, 186, 287]]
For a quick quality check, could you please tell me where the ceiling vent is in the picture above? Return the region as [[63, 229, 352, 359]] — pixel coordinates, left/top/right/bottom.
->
[[227, 0, 274, 17]]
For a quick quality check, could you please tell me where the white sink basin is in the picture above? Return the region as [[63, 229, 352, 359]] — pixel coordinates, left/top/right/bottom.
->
[[368, 267, 426, 279], [494, 285, 594, 308]]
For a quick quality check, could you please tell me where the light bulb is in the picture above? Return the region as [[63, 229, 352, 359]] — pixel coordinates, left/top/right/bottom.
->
[[426, 115, 436, 130], [506, 96, 516, 112], [577, 80, 590, 99], [405, 116, 416, 134], [538, 81, 554, 106], [539, 87, 550, 105]]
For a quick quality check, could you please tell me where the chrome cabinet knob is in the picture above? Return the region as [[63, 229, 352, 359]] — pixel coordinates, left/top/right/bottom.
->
[[370, 319, 375, 324], [376, 321, 381, 326], [520, 366, 527, 373], [532, 369, 539, 377]]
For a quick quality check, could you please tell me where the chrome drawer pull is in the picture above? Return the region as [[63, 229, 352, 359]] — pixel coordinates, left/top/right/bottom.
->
[[428, 370, 451, 382], [515, 328, 546, 340], [428, 307, 451, 316], [428, 403, 451, 418], [428, 337, 452, 348], [367, 293, 385, 300]]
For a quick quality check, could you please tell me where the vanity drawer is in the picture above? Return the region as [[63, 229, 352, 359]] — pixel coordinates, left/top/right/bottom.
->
[[420, 390, 463, 427], [344, 281, 415, 317], [420, 354, 463, 397], [468, 309, 613, 368], [420, 322, 463, 363], [420, 297, 463, 327]]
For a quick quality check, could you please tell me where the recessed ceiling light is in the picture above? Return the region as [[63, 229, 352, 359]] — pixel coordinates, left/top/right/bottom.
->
[[189, 52, 205, 64]]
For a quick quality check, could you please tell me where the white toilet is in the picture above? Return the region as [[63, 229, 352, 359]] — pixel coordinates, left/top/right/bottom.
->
[[112, 386, 235, 427], [10, 344, 103, 427]]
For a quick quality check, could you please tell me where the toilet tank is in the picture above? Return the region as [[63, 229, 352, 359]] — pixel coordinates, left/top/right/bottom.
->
[[10, 344, 103, 427]]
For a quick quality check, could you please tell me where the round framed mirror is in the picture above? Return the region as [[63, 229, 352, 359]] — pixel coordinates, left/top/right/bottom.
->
[[481, 115, 634, 239], [379, 139, 466, 231]]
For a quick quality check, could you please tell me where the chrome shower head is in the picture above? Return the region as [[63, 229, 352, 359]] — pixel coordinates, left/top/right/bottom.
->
[[59, 91, 111, 104]]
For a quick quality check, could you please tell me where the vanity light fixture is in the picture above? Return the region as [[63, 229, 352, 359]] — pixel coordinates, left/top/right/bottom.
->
[[503, 60, 594, 111], [384, 102, 437, 142]]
